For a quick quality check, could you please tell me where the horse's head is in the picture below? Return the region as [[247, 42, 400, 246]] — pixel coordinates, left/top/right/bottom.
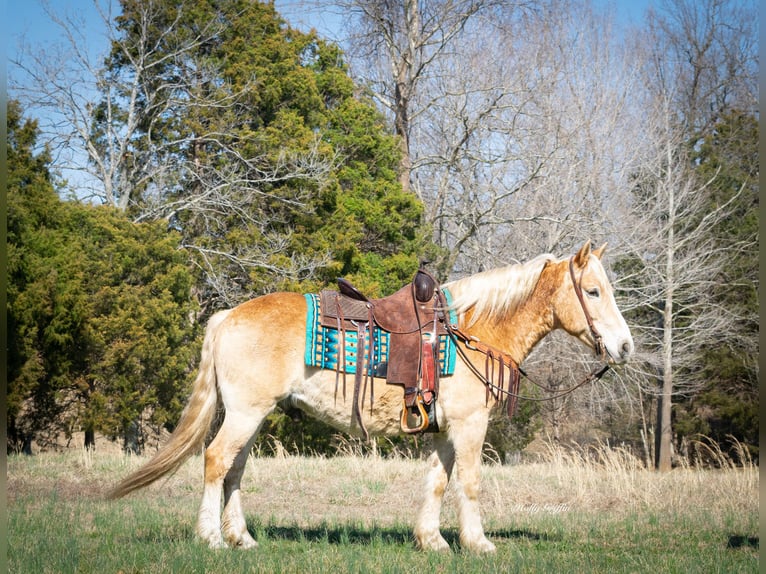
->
[[554, 241, 634, 364]]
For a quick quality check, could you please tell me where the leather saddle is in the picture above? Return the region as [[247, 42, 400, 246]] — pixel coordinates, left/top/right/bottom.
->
[[319, 269, 448, 436]]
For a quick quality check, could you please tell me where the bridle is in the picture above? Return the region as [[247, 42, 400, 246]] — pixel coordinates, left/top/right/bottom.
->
[[443, 255, 611, 415], [568, 256, 606, 360]]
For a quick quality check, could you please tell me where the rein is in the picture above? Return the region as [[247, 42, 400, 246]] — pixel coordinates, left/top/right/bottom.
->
[[446, 325, 610, 411], [442, 255, 611, 415]]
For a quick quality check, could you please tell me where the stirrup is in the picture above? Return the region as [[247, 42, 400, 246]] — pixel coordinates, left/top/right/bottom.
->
[[400, 395, 430, 434]]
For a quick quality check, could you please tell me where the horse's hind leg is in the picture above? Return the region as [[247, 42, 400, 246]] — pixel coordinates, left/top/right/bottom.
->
[[414, 433, 455, 552], [221, 439, 259, 548], [197, 409, 268, 549]]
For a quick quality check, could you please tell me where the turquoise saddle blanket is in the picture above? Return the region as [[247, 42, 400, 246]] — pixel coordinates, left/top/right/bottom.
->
[[303, 290, 458, 377]]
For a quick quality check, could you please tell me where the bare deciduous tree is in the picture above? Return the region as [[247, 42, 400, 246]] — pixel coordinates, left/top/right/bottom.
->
[[417, 2, 647, 276], [616, 0, 759, 470], [646, 0, 759, 133], [336, 0, 508, 194], [10, 0, 223, 209], [619, 92, 751, 470]]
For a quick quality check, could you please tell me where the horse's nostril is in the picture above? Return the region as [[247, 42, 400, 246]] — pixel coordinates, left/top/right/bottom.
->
[[621, 341, 632, 357]]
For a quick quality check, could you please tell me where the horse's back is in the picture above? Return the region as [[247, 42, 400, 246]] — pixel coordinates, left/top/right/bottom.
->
[[225, 291, 306, 326]]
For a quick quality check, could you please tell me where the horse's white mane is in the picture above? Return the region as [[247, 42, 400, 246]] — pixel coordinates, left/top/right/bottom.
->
[[444, 254, 557, 326]]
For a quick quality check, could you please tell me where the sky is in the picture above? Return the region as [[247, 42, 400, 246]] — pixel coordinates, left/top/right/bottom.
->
[[9, 0, 654, 63]]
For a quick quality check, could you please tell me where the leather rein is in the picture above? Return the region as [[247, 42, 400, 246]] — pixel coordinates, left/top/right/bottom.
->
[[443, 255, 611, 415]]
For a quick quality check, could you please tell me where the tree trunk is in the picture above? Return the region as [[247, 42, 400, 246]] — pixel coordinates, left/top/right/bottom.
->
[[656, 203, 675, 471], [654, 380, 673, 471], [84, 428, 95, 450], [655, 306, 674, 471], [392, 1, 415, 195]]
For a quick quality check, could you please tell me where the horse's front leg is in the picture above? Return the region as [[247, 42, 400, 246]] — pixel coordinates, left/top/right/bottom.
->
[[414, 433, 455, 552], [452, 411, 496, 553]]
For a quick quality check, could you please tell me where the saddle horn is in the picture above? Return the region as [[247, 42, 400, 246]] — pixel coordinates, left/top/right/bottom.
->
[[413, 268, 436, 303]]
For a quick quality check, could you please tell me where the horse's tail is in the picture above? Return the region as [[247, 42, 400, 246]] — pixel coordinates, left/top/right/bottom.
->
[[107, 309, 231, 500]]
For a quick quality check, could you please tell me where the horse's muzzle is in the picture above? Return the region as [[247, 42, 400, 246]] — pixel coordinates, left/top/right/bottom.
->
[[608, 339, 634, 364]]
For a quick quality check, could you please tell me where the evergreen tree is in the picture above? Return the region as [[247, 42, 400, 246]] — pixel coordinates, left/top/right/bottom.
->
[[7, 100, 66, 452], [7, 100, 198, 452], [103, 0, 432, 310]]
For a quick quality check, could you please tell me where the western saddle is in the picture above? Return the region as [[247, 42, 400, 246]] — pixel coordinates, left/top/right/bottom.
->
[[319, 269, 449, 438]]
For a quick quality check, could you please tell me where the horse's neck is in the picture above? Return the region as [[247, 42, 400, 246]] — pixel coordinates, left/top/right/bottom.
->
[[506, 297, 555, 361], [462, 265, 558, 363], [470, 305, 552, 364]]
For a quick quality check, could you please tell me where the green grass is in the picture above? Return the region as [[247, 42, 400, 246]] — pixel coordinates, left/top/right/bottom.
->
[[8, 448, 759, 573]]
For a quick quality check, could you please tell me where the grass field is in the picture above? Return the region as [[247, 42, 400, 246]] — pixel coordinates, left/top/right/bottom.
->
[[7, 441, 759, 573]]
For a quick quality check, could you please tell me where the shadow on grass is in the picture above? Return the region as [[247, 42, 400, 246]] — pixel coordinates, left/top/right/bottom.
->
[[727, 535, 758, 550], [126, 519, 556, 551], [253, 521, 558, 549]]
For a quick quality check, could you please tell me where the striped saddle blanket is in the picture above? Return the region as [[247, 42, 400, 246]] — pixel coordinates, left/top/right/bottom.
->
[[303, 292, 458, 378]]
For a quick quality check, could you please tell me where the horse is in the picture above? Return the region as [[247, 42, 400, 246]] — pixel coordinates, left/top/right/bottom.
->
[[108, 240, 633, 553]]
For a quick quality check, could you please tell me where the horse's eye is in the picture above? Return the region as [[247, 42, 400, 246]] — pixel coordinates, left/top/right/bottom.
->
[[586, 288, 600, 298]]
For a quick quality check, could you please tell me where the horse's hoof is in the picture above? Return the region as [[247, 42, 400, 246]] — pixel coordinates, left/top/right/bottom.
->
[[415, 532, 451, 552], [233, 535, 258, 550], [206, 538, 227, 550], [465, 537, 496, 554]]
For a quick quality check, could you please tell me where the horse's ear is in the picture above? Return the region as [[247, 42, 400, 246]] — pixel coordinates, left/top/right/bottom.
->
[[593, 242, 607, 260], [573, 240, 592, 268]]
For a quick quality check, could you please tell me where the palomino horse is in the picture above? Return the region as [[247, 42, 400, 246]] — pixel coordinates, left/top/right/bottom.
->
[[108, 241, 633, 553]]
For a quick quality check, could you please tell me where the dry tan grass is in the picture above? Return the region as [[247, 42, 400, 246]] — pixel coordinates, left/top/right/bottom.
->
[[8, 437, 757, 534], [481, 439, 758, 520]]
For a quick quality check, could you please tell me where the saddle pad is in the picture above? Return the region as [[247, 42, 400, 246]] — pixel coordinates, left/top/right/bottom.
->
[[304, 291, 458, 376]]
